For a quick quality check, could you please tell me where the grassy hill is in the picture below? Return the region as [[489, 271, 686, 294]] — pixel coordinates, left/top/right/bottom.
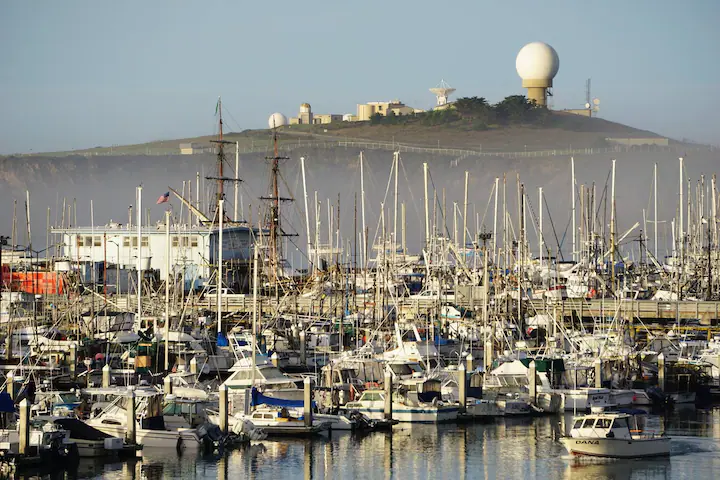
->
[[19, 104, 675, 158]]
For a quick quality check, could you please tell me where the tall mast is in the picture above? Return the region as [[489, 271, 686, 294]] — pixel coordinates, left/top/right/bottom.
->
[[610, 159, 616, 295], [261, 123, 291, 283], [360, 153, 367, 268], [654, 163, 658, 260], [571, 157, 576, 262]]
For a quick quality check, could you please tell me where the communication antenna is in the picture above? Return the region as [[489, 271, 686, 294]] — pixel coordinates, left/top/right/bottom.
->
[[429, 79, 456, 106], [585, 78, 600, 117]]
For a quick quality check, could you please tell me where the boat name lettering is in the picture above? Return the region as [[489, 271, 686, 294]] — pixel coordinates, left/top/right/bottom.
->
[[575, 440, 600, 445]]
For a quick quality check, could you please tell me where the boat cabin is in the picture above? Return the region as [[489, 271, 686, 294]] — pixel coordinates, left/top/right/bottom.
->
[[570, 413, 640, 440]]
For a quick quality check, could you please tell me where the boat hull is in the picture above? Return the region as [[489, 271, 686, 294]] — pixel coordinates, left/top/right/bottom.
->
[[560, 437, 670, 458], [349, 405, 458, 423], [91, 424, 200, 449]]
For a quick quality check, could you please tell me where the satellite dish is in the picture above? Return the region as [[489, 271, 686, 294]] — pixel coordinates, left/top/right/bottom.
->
[[593, 98, 600, 105], [585, 103, 591, 109]]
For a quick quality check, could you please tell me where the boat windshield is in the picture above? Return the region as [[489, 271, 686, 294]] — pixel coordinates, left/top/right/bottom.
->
[[259, 367, 290, 380]]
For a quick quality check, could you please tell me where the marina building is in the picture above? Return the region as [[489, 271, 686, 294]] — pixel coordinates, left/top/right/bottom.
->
[[52, 221, 257, 293]]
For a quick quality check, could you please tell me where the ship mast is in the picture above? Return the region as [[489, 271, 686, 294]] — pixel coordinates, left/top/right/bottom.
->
[[261, 118, 294, 285], [208, 97, 235, 218]]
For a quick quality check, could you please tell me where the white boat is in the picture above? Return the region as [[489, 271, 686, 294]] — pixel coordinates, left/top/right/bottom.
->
[[561, 412, 670, 458], [344, 385, 459, 424], [84, 388, 204, 449], [233, 406, 329, 436]]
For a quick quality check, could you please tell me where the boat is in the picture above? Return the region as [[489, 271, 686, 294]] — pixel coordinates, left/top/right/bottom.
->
[[237, 406, 330, 436], [343, 382, 459, 424], [84, 388, 205, 449], [560, 412, 670, 458]]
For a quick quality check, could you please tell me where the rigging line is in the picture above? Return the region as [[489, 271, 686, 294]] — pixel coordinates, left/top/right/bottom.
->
[[478, 180, 496, 235], [398, 155, 423, 226], [542, 193, 564, 262], [427, 169, 452, 239]]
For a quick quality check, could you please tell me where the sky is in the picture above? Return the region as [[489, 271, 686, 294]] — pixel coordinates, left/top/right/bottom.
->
[[1, 0, 718, 154]]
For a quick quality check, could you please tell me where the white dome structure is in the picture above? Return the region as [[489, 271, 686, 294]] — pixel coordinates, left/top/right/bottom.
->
[[515, 42, 560, 107], [268, 112, 287, 129]]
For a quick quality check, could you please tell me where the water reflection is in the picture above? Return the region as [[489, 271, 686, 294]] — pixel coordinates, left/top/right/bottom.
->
[[16, 407, 720, 480], [563, 458, 672, 480]]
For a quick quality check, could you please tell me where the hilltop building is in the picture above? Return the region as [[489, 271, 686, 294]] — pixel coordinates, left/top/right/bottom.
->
[[356, 101, 420, 121], [289, 103, 343, 125]]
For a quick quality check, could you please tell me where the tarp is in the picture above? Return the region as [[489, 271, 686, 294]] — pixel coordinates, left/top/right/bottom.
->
[[217, 332, 229, 347], [0, 393, 14, 412], [55, 418, 113, 440], [250, 388, 316, 409], [520, 358, 565, 373]]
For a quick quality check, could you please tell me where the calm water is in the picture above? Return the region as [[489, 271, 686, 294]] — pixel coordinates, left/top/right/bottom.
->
[[21, 406, 720, 479]]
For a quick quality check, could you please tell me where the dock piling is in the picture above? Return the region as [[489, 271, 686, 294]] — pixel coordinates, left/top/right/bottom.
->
[[384, 371, 393, 421], [6, 372, 14, 400], [528, 361, 537, 402], [127, 389, 136, 445], [219, 384, 228, 433], [102, 364, 111, 388], [19, 398, 29, 455], [658, 353, 666, 391], [303, 377, 312, 427], [164, 375, 173, 395], [458, 363, 467, 414]]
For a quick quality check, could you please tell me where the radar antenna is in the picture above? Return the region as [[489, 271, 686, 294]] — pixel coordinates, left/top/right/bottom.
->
[[429, 79, 456, 106]]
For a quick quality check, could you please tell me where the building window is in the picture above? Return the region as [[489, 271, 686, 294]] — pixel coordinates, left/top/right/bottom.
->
[[172, 236, 179, 248], [123, 237, 130, 247], [141, 236, 149, 247], [84, 236, 92, 247], [182, 237, 189, 247], [94, 236, 102, 247], [131, 237, 138, 247], [191, 236, 198, 247], [77, 235, 84, 247]]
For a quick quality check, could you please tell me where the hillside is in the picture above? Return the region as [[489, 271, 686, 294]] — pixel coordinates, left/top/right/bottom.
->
[[285, 111, 665, 152], [10, 109, 677, 158]]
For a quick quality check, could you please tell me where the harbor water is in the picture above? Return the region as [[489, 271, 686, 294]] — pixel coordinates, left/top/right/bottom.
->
[[22, 406, 720, 480]]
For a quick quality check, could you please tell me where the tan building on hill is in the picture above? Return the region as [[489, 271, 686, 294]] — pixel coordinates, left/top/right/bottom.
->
[[289, 103, 343, 125], [356, 100, 418, 121]]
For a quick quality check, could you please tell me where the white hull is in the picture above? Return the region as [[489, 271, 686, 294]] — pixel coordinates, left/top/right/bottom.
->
[[561, 436, 670, 458], [91, 424, 200, 449], [609, 390, 635, 406], [351, 404, 459, 423]]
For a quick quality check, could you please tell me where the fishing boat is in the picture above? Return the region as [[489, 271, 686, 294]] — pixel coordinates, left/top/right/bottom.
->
[[560, 412, 670, 458]]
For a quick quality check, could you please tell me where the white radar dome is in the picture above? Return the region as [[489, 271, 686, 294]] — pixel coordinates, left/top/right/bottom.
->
[[515, 42, 560, 81], [268, 112, 287, 129]]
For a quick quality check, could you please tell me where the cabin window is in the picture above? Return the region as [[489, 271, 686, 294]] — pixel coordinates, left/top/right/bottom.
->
[[94, 236, 102, 247], [596, 418, 612, 428], [573, 419, 583, 429], [263, 414, 274, 419], [191, 236, 198, 247], [123, 237, 131, 247], [172, 237, 179, 248], [76, 235, 84, 246], [581, 418, 595, 428]]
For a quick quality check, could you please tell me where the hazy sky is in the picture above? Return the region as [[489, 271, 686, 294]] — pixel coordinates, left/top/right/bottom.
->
[[1, 0, 718, 154]]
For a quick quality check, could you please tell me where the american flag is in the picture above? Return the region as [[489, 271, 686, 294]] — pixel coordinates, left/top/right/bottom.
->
[[156, 192, 170, 204]]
